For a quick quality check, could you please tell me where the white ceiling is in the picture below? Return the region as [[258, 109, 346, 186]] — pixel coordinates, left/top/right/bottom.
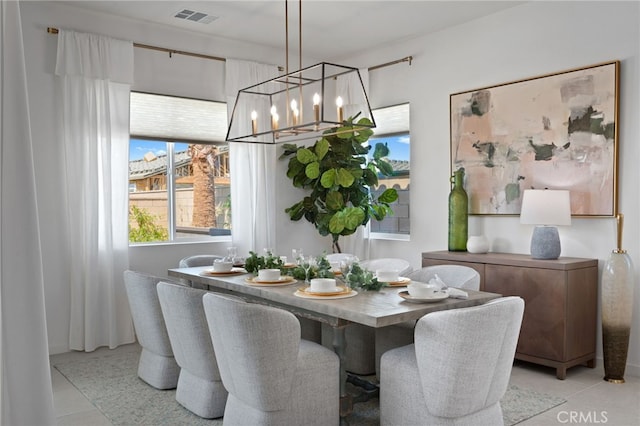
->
[[60, 1, 524, 60]]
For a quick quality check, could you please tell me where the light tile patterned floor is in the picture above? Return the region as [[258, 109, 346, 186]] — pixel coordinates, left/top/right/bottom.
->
[[51, 346, 639, 426]]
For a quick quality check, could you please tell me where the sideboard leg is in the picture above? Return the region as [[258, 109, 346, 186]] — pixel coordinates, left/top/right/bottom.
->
[[556, 367, 567, 380]]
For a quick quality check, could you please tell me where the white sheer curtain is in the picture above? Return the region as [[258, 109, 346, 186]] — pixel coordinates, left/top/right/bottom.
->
[[1, 1, 55, 424], [337, 68, 371, 259], [225, 59, 280, 256], [55, 30, 135, 351]]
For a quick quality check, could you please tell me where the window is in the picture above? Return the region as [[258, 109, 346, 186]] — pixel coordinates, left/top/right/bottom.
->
[[128, 92, 229, 244], [369, 103, 410, 239]]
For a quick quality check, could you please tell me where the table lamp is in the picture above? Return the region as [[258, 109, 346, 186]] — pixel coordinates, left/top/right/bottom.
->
[[520, 189, 571, 260]]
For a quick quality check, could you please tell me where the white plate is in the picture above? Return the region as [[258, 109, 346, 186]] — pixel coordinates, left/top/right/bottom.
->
[[201, 267, 247, 276], [398, 290, 449, 303], [245, 276, 297, 286], [300, 285, 350, 296], [381, 277, 411, 287], [294, 289, 358, 300]]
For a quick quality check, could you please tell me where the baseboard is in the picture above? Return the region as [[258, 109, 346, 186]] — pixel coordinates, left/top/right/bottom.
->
[[48, 344, 70, 356]]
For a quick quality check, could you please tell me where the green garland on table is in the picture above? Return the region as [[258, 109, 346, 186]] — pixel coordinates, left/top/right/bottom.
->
[[345, 262, 386, 291], [244, 251, 335, 281]]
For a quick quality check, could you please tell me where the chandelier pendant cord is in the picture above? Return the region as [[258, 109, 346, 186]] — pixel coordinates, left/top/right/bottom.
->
[[284, 0, 305, 129]]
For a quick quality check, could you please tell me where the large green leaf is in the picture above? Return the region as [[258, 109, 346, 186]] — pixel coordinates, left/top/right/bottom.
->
[[321, 169, 337, 188], [328, 213, 345, 234], [305, 161, 320, 179], [357, 117, 374, 127], [287, 157, 305, 180], [281, 143, 300, 157], [343, 207, 365, 230], [336, 126, 354, 139], [363, 168, 378, 186], [326, 191, 344, 211], [373, 142, 389, 160], [376, 159, 394, 176], [297, 148, 317, 164], [329, 208, 365, 235], [336, 168, 355, 187], [377, 188, 398, 203], [285, 201, 305, 221], [315, 138, 330, 160]]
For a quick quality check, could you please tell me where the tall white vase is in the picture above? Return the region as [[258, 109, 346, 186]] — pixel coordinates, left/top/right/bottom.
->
[[601, 214, 635, 383]]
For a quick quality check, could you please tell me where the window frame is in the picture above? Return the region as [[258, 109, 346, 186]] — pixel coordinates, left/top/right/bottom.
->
[[128, 91, 230, 245], [368, 103, 411, 240]]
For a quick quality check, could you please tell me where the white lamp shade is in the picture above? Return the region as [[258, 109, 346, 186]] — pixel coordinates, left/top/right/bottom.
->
[[520, 189, 572, 226]]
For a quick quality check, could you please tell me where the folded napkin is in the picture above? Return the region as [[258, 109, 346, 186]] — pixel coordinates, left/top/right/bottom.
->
[[446, 288, 469, 299], [427, 274, 468, 299]]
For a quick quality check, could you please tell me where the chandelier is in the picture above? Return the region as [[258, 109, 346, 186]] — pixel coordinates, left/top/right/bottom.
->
[[226, 0, 375, 144]]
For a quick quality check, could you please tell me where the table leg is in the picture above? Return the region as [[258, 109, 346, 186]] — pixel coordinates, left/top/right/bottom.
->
[[332, 323, 353, 418]]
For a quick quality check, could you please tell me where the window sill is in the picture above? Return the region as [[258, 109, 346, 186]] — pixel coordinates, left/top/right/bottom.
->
[[369, 232, 410, 241]]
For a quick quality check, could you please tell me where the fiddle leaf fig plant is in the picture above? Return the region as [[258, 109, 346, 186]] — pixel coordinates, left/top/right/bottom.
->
[[281, 115, 398, 252]]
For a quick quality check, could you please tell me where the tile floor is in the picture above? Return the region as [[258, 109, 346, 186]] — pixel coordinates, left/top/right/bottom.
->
[[51, 347, 639, 426]]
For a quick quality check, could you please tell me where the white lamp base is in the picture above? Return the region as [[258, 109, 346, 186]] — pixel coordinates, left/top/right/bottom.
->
[[530, 226, 561, 260]]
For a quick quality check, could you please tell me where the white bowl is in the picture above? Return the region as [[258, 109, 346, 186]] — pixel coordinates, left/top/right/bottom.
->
[[407, 283, 440, 298], [212, 259, 234, 272], [310, 278, 337, 293], [376, 269, 400, 282], [257, 269, 281, 281]]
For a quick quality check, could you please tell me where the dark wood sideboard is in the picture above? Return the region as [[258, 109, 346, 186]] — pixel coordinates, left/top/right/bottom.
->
[[422, 251, 598, 379]]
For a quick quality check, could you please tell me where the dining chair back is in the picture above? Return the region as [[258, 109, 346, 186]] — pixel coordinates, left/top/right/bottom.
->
[[359, 257, 413, 276], [380, 296, 524, 425], [374, 264, 481, 377], [157, 281, 227, 418], [203, 292, 339, 425], [178, 254, 223, 268], [178, 254, 223, 288], [123, 270, 181, 389]]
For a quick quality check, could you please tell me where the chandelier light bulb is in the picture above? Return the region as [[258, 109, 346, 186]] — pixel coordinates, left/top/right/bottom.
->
[[271, 109, 279, 131], [336, 96, 344, 123], [251, 110, 258, 135], [313, 93, 321, 124]]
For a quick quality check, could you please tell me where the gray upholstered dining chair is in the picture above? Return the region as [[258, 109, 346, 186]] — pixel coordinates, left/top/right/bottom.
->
[[322, 257, 413, 375], [380, 296, 524, 425], [178, 254, 223, 268], [123, 270, 182, 390], [157, 281, 227, 418], [374, 264, 481, 377], [178, 254, 223, 288], [202, 292, 340, 425]]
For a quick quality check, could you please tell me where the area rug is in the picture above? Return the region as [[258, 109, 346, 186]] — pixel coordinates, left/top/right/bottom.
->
[[53, 344, 566, 425]]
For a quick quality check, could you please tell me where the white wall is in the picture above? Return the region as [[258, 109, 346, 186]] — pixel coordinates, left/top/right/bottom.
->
[[20, 0, 640, 375], [336, 1, 640, 375]]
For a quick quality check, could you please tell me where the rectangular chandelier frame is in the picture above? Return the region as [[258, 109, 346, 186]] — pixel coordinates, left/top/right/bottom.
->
[[226, 62, 376, 144]]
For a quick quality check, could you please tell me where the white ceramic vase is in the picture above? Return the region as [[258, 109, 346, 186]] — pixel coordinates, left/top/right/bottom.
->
[[466, 235, 489, 254]]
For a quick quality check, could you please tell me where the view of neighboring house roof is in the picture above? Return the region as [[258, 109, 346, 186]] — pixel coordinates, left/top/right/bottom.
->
[[387, 159, 410, 176], [129, 150, 191, 180], [129, 149, 405, 180]]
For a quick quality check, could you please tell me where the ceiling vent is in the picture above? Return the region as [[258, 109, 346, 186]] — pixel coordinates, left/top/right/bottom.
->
[[174, 9, 218, 24]]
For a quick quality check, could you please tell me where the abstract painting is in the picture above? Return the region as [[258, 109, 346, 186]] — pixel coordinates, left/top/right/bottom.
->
[[450, 61, 619, 216]]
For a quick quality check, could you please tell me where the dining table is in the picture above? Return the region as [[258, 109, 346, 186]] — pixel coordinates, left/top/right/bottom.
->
[[168, 265, 501, 418]]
